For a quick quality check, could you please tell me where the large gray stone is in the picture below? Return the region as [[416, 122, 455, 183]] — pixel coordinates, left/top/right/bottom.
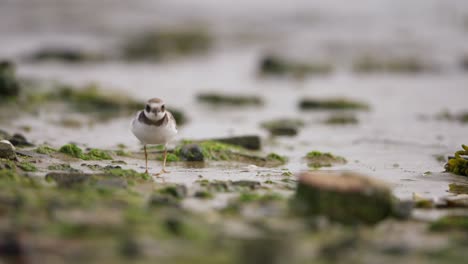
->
[[292, 171, 394, 225], [0, 140, 17, 160]]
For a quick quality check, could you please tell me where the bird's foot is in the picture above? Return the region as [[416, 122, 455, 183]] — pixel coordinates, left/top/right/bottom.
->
[[154, 169, 170, 176]]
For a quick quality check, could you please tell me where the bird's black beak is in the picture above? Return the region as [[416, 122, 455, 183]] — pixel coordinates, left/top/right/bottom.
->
[[151, 108, 159, 115]]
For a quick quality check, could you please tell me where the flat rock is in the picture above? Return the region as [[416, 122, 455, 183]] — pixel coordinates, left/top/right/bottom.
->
[[211, 135, 261, 150], [0, 140, 17, 160], [292, 171, 394, 224]]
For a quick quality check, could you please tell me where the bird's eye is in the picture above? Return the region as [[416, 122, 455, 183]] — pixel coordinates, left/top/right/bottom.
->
[[161, 105, 165, 111], [145, 105, 151, 112]]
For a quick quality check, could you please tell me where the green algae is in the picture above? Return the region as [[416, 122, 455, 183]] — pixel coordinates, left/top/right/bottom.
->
[[59, 144, 113, 161], [353, 56, 428, 73], [17, 161, 37, 172], [261, 118, 304, 136], [103, 167, 150, 181], [197, 92, 263, 106], [194, 190, 214, 199], [47, 163, 79, 172], [237, 192, 282, 203], [323, 114, 359, 125], [266, 153, 288, 163], [59, 143, 84, 158], [259, 54, 334, 77], [445, 145, 468, 176], [86, 148, 113, 160], [293, 172, 393, 225], [449, 183, 468, 194], [157, 184, 188, 200], [299, 98, 369, 111], [430, 215, 468, 231], [305, 151, 347, 168], [52, 84, 141, 115], [175, 141, 287, 166], [122, 29, 213, 60], [35, 145, 57, 155], [28, 47, 105, 63], [436, 110, 468, 124], [115, 149, 131, 157]]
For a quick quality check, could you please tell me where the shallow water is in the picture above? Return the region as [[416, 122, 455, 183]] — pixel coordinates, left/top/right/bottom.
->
[[1, 0, 468, 200]]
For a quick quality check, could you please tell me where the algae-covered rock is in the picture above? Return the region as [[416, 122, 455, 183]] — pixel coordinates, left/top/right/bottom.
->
[[197, 92, 263, 107], [59, 143, 113, 160], [0, 140, 17, 160], [444, 195, 468, 208], [46, 172, 93, 188], [449, 183, 468, 194], [435, 110, 468, 124], [261, 118, 304, 136], [8, 133, 34, 147], [232, 180, 261, 190], [305, 151, 346, 168], [353, 55, 430, 74], [35, 145, 57, 155], [445, 145, 468, 176], [292, 171, 394, 224], [0, 60, 20, 98], [157, 184, 188, 199], [179, 144, 204, 161], [27, 47, 106, 63], [299, 98, 369, 111], [323, 114, 359, 125], [211, 135, 261, 150], [258, 54, 334, 78], [122, 29, 213, 60], [430, 215, 468, 231], [46, 168, 147, 188], [182, 141, 287, 166], [52, 84, 141, 115], [17, 162, 37, 172]]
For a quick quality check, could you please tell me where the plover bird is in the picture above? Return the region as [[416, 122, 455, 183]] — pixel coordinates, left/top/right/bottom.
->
[[131, 98, 177, 175]]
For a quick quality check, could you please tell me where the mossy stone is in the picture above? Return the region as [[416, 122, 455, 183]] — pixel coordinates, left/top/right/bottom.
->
[[293, 172, 394, 225]]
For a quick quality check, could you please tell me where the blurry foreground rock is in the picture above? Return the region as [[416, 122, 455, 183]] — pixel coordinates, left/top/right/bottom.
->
[[0, 140, 17, 160], [292, 171, 394, 224], [445, 145, 468, 176], [0, 60, 20, 98]]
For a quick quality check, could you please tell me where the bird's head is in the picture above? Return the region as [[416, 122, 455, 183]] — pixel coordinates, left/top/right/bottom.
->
[[143, 98, 166, 121]]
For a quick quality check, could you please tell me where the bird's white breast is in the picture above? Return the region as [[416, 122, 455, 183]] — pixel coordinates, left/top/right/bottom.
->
[[131, 111, 177, 145]]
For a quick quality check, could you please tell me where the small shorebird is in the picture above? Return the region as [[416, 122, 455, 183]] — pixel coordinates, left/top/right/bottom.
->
[[131, 98, 177, 175]]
